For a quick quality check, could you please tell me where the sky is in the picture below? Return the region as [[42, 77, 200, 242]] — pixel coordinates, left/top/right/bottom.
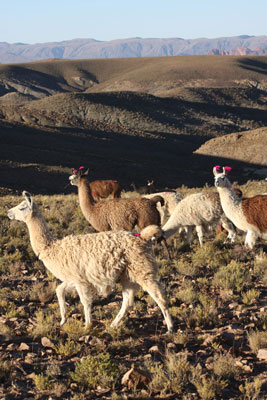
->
[[1, 0, 267, 44]]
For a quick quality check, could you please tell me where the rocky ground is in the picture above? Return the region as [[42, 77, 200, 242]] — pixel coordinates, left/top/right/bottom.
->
[[0, 190, 267, 399]]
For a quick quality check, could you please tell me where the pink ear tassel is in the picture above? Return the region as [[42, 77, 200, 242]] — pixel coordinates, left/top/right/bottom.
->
[[79, 166, 85, 170], [214, 165, 221, 172], [224, 166, 232, 173], [73, 169, 78, 173]]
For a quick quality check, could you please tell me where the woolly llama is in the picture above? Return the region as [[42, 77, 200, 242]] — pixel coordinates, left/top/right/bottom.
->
[[69, 168, 164, 232], [213, 166, 267, 249], [142, 191, 184, 223], [160, 191, 236, 246], [8, 192, 173, 333]]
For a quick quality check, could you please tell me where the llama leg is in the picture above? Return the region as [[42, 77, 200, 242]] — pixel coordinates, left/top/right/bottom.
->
[[56, 281, 69, 325], [75, 284, 93, 327], [221, 216, 236, 243], [141, 280, 173, 333], [110, 282, 139, 329], [195, 225, 204, 246], [185, 225, 193, 244], [245, 230, 258, 249]]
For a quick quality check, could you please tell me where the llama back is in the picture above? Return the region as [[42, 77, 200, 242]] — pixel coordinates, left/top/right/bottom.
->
[[170, 192, 222, 225]]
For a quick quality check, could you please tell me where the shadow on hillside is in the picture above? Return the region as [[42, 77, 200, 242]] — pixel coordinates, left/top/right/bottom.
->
[[0, 121, 266, 195], [238, 58, 267, 75]]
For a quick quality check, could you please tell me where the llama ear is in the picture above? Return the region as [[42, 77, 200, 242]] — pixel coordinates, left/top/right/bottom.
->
[[213, 166, 221, 176], [223, 166, 232, 175], [22, 191, 33, 210]]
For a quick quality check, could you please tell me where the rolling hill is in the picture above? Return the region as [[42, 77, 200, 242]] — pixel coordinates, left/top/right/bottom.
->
[[0, 56, 266, 194]]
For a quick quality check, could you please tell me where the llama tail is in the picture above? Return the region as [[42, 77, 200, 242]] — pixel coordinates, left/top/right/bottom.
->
[[149, 195, 165, 206], [140, 225, 162, 241]]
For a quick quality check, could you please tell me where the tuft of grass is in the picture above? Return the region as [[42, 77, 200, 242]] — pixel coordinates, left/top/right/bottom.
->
[[32, 373, 52, 391], [55, 339, 81, 357], [191, 241, 231, 269], [242, 289, 261, 305], [31, 310, 58, 339], [213, 260, 251, 293], [30, 281, 56, 303], [146, 351, 191, 395], [61, 318, 88, 340], [239, 378, 263, 400], [69, 352, 120, 391], [247, 330, 267, 354], [174, 281, 199, 305], [0, 358, 13, 383], [212, 353, 241, 379]]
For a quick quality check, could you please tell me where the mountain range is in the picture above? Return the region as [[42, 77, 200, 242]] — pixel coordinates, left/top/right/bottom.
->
[[1, 35, 267, 64]]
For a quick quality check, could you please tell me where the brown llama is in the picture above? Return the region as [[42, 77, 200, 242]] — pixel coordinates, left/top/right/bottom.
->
[[72, 167, 122, 201], [69, 168, 164, 232]]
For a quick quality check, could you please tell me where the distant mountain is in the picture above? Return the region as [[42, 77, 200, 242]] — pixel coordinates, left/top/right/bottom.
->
[[0, 35, 267, 64]]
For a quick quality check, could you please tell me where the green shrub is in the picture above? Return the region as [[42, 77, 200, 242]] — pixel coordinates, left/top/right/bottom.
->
[[31, 310, 58, 339], [70, 352, 120, 391], [213, 260, 251, 293], [191, 241, 231, 269]]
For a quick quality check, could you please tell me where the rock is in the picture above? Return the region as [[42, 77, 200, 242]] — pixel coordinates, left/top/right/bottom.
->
[[121, 367, 151, 389], [149, 345, 160, 353], [257, 349, 267, 360], [41, 337, 54, 348], [19, 342, 30, 351]]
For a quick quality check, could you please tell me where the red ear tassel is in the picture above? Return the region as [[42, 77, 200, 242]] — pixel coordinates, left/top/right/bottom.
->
[[224, 166, 232, 173]]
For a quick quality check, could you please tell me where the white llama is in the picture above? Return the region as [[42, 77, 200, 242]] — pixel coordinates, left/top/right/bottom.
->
[[161, 191, 236, 246], [7, 191, 173, 333], [213, 166, 267, 249]]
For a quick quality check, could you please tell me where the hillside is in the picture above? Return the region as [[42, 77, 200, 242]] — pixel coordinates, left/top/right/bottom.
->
[[0, 56, 266, 194], [0, 35, 267, 63]]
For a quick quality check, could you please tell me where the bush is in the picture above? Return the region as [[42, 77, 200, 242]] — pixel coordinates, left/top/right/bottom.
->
[[70, 352, 120, 391], [213, 260, 251, 293]]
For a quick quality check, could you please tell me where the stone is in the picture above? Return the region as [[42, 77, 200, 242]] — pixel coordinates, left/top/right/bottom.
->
[[41, 337, 54, 348], [257, 348, 267, 360], [19, 342, 30, 351]]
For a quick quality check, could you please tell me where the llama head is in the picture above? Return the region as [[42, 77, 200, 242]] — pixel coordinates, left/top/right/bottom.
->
[[69, 167, 89, 186], [8, 191, 34, 222], [213, 166, 233, 189]]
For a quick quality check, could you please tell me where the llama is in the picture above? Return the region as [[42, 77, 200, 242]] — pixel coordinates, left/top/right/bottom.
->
[[142, 192, 184, 224], [72, 167, 122, 201], [160, 191, 236, 246], [69, 168, 164, 232], [213, 166, 267, 249], [130, 180, 155, 195], [7, 191, 173, 333]]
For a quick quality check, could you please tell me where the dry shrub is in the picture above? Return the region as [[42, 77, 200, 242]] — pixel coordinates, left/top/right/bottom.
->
[[146, 351, 191, 395], [247, 330, 267, 354], [213, 260, 251, 293], [192, 241, 231, 269]]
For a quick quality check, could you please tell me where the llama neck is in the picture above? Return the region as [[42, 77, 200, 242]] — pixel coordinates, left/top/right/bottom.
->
[[217, 186, 241, 207], [26, 208, 54, 257], [78, 179, 95, 217], [217, 186, 244, 228]]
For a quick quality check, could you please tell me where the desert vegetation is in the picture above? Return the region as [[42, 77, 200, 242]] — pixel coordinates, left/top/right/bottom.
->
[[0, 180, 266, 399]]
